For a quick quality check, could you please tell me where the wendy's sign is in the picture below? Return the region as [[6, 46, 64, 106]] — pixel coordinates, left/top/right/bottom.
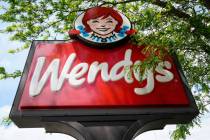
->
[[18, 41, 190, 109], [10, 7, 198, 140], [70, 7, 135, 47]]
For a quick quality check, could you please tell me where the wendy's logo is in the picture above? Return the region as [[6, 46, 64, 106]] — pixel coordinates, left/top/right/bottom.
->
[[69, 7, 136, 47]]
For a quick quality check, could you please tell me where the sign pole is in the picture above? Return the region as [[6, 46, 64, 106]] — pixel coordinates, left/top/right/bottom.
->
[[44, 118, 169, 140], [45, 122, 127, 140]]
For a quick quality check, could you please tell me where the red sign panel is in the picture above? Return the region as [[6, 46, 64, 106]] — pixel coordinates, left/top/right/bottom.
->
[[19, 41, 189, 109]]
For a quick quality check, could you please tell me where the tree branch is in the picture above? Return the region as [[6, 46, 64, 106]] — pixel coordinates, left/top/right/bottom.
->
[[100, 0, 210, 54], [99, 0, 139, 6], [101, 0, 191, 18], [30, 8, 87, 40], [203, 0, 210, 9], [152, 0, 191, 18]]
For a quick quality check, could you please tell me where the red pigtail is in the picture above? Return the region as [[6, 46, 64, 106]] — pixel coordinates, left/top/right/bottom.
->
[[126, 29, 137, 35]]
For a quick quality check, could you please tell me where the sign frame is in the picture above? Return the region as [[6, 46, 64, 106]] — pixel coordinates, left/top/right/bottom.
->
[[10, 40, 198, 130]]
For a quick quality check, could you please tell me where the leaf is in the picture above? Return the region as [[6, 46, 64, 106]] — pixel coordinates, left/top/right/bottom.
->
[[0, 67, 6, 74], [1, 117, 12, 126]]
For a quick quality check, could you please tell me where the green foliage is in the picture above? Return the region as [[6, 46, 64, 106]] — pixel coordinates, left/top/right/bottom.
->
[[0, 0, 209, 139], [1, 117, 12, 127], [0, 66, 22, 80]]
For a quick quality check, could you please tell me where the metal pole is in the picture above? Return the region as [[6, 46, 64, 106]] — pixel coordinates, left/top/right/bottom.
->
[[45, 118, 168, 140]]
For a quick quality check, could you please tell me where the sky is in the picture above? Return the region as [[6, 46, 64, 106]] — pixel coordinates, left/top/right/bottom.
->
[[0, 3, 210, 140]]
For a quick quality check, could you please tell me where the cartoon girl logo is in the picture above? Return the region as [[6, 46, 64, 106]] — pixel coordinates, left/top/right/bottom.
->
[[69, 7, 136, 46]]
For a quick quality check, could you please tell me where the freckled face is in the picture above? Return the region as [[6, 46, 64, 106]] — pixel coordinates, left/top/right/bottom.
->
[[87, 16, 118, 35]]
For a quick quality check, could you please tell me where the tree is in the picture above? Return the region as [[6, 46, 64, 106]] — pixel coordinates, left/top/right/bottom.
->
[[0, 0, 209, 139]]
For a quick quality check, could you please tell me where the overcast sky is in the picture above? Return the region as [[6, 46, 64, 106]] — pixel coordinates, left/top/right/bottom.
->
[[0, 4, 210, 140]]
